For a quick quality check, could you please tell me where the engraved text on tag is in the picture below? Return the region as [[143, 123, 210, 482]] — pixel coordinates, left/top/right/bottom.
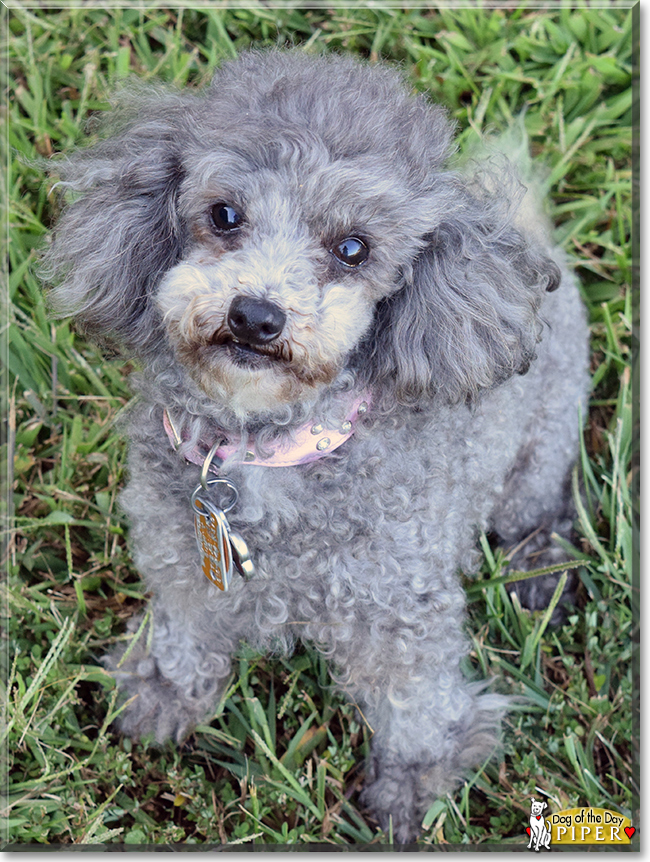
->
[[193, 496, 234, 590]]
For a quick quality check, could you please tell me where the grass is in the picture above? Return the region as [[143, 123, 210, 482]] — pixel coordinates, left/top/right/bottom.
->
[[3, 3, 637, 848]]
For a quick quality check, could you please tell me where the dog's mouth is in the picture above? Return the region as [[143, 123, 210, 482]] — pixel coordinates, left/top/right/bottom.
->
[[213, 334, 290, 370], [172, 325, 340, 400], [225, 338, 274, 369]]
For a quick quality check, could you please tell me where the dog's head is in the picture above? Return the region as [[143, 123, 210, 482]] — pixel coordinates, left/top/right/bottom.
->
[[530, 799, 548, 817], [45, 51, 560, 419]]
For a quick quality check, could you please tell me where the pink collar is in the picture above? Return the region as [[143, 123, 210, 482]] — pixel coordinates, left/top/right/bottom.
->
[[163, 393, 371, 470]]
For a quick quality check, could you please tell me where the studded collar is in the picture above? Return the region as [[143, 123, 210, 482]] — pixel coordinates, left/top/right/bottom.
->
[[163, 392, 371, 471]]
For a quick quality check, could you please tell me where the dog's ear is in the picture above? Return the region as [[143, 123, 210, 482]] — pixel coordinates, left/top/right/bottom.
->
[[365, 183, 561, 405], [43, 91, 190, 353]]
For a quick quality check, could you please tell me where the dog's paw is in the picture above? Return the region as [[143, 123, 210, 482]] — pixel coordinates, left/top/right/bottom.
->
[[362, 689, 507, 842], [361, 760, 425, 844], [103, 638, 219, 744]]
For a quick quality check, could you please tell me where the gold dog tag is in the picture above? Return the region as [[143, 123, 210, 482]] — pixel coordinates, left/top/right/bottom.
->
[[192, 495, 234, 591], [191, 477, 255, 590]]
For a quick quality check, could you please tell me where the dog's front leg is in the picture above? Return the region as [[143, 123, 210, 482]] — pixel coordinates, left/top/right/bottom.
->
[[338, 602, 508, 843], [361, 680, 506, 842], [104, 597, 244, 744], [105, 426, 252, 744]]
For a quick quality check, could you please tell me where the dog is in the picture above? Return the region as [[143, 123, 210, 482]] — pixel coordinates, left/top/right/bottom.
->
[[44, 50, 590, 842], [528, 798, 552, 851]]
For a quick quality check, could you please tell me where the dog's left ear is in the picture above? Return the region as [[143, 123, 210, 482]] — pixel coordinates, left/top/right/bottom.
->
[[366, 184, 561, 405]]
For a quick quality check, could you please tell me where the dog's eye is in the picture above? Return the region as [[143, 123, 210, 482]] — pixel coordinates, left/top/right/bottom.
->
[[210, 203, 244, 233], [332, 237, 369, 267]]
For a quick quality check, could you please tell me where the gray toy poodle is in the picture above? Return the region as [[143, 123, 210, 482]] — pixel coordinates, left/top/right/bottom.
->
[[44, 50, 590, 841]]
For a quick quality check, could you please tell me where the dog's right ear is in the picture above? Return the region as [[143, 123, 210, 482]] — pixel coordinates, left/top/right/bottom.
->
[[43, 90, 190, 353]]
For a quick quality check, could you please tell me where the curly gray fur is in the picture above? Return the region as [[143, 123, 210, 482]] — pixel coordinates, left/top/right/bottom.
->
[[44, 50, 590, 842]]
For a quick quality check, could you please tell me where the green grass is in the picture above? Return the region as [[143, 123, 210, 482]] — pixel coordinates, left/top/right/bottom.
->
[[3, 3, 637, 847]]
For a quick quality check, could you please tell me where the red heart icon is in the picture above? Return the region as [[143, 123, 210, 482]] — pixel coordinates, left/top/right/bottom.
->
[[525, 827, 531, 836], [624, 826, 635, 839], [536, 815, 541, 820]]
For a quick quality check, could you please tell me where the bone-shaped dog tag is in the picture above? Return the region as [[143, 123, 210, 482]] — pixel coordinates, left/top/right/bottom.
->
[[192, 494, 234, 591]]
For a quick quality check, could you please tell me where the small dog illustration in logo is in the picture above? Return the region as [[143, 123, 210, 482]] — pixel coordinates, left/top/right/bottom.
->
[[527, 798, 552, 851]]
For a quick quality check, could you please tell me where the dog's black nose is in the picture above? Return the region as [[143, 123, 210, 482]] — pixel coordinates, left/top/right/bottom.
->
[[227, 296, 286, 346]]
